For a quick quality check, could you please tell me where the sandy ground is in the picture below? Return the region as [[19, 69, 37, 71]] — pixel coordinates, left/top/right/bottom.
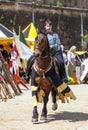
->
[[0, 84, 88, 130]]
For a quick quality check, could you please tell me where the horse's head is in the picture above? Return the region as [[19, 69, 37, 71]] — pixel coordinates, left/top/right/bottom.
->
[[34, 33, 50, 56]]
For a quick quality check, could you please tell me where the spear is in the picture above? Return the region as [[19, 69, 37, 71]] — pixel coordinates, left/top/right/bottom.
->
[[0, 51, 22, 95]]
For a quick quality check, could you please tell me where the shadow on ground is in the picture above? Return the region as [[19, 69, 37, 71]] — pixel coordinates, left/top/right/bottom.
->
[[33, 111, 88, 124], [47, 111, 88, 122]]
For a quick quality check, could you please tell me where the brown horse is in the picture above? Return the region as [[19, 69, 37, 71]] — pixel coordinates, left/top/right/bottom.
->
[[30, 32, 76, 123]]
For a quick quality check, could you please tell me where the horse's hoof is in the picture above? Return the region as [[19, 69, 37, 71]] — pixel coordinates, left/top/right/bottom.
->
[[40, 116, 47, 121], [32, 113, 38, 123], [52, 103, 58, 110], [32, 117, 38, 123]]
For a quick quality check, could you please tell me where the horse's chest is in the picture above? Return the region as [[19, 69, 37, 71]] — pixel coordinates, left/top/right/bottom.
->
[[35, 58, 50, 69], [34, 56, 52, 75]]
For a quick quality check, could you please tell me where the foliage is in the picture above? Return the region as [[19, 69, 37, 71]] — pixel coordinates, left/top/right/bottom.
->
[[10, 15, 16, 30], [56, 1, 62, 8], [83, 34, 88, 51], [0, 15, 4, 20], [83, 34, 88, 44]]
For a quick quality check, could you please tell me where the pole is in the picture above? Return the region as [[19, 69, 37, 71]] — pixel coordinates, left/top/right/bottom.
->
[[81, 13, 84, 50], [32, 0, 35, 24]]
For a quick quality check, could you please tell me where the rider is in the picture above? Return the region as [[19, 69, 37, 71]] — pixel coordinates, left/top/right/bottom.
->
[[44, 19, 68, 83], [26, 20, 68, 83]]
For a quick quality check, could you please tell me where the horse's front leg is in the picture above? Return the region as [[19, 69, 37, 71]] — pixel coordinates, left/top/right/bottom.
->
[[40, 92, 49, 120], [51, 87, 58, 110], [31, 86, 38, 123]]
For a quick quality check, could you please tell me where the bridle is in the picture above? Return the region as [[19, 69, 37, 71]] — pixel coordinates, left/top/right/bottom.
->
[[34, 33, 50, 57]]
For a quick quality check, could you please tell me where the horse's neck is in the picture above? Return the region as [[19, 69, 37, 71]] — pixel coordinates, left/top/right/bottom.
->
[[35, 55, 51, 70]]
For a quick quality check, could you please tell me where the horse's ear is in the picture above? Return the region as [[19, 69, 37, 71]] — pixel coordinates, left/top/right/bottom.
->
[[46, 36, 50, 52], [39, 30, 47, 36], [35, 36, 38, 41]]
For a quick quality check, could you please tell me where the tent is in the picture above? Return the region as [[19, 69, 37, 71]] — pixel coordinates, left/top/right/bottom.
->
[[66, 50, 87, 55], [76, 51, 87, 55], [0, 23, 13, 52], [23, 22, 37, 51]]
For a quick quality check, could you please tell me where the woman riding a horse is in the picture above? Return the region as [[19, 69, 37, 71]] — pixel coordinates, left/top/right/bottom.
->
[[27, 32, 76, 123]]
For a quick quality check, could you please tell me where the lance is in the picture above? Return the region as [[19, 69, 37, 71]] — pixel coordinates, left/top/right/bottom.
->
[[0, 51, 22, 95]]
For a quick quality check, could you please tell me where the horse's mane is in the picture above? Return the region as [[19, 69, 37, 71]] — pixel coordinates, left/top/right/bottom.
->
[[40, 30, 50, 48]]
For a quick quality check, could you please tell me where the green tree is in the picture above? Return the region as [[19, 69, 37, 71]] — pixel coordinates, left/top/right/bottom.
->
[[83, 34, 88, 51], [56, 1, 63, 7], [10, 15, 16, 30]]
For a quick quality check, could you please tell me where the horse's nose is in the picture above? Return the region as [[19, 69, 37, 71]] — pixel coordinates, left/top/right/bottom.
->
[[37, 41, 41, 45]]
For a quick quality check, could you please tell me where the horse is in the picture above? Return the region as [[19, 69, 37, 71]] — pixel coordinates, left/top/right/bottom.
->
[[28, 32, 76, 123]]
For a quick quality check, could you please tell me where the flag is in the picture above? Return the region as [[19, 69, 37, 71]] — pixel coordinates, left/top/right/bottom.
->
[[19, 26, 31, 69], [13, 41, 19, 58], [19, 26, 28, 47], [9, 37, 21, 75], [28, 22, 37, 41], [23, 22, 37, 42], [23, 22, 38, 51], [13, 30, 33, 60]]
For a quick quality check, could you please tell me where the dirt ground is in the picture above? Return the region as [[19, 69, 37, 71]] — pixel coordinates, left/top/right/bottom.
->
[[0, 84, 88, 130]]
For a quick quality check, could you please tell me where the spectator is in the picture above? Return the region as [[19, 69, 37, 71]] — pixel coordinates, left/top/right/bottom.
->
[[9, 44, 21, 76], [67, 46, 77, 78], [0, 44, 9, 62], [8, 44, 13, 64]]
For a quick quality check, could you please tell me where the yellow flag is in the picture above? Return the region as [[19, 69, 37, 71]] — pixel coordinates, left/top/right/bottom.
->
[[28, 22, 37, 41], [23, 22, 37, 51]]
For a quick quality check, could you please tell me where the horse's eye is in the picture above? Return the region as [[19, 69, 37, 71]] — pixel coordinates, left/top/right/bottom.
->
[[39, 38, 44, 44], [38, 41, 41, 45]]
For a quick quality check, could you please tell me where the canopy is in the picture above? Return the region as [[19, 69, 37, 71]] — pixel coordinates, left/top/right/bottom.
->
[[66, 50, 88, 55], [0, 23, 13, 52], [76, 51, 87, 55]]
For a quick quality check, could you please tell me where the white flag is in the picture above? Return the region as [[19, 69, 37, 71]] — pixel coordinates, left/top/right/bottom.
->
[[13, 30, 33, 60]]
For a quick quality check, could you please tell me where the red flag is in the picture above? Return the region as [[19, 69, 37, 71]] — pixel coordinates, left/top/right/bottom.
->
[[9, 37, 21, 75], [12, 36, 19, 58], [13, 44, 19, 58]]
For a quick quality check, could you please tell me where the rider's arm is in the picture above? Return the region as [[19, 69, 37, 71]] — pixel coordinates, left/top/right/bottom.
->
[[54, 33, 61, 51]]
